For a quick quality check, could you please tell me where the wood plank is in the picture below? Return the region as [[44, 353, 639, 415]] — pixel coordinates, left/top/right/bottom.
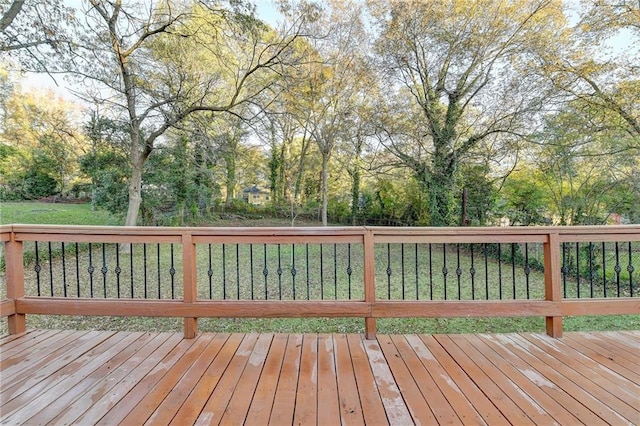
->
[[378, 335, 436, 424], [49, 332, 176, 425], [505, 334, 637, 425], [372, 300, 561, 318], [0, 329, 60, 364], [219, 333, 273, 425], [244, 334, 288, 426], [333, 334, 365, 425], [316, 334, 341, 426], [0, 329, 37, 346], [268, 334, 303, 426], [169, 333, 244, 425], [397, 335, 462, 425], [436, 334, 535, 425], [519, 334, 640, 416], [144, 333, 230, 425], [363, 336, 413, 425], [21, 332, 155, 425], [593, 331, 640, 354], [291, 334, 318, 425], [420, 334, 511, 425], [193, 333, 260, 425], [461, 334, 581, 425], [346, 334, 388, 425], [96, 336, 204, 425], [574, 332, 639, 363], [2, 332, 142, 424], [562, 299, 640, 316]]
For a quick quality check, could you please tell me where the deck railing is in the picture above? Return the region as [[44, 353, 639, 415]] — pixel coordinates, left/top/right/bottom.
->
[[1, 224, 639, 339]]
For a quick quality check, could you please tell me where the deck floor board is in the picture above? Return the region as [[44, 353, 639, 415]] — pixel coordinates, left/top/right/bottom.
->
[[0, 330, 638, 425]]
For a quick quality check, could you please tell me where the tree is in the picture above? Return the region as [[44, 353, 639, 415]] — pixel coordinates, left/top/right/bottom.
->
[[69, 0, 309, 226], [370, 0, 565, 225]]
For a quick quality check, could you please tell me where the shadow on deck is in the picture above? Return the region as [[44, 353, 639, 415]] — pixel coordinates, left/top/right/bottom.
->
[[1, 330, 638, 425]]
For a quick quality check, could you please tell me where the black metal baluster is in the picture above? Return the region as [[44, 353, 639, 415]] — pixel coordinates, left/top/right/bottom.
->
[[291, 244, 297, 300], [320, 244, 324, 300], [511, 243, 516, 300], [470, 244, 476, 300], [415, 243, 419, 300], [61, 242, 67, 297], [386, 243, 392, 300], [588, 242, 594, 298], [250, 244, 254, 300], [561, 242, 567, 298], [222, 244, 227, 299], [34, 241, 41, 296], [401, 243, 406, 300], [236, 244, 240, 300], [602, 242, 607, 298], [88, 243, 94, 298], [169, 244, 176, 299], [130, 243, 134, 298], [497, 244, 502, 300], [157, 243, 161, 299], [429, 243, 433, 300], [524, 243, 531, 300], [333, 244, 338, 300], [277, 244, 283, 300], [628, 242, 634, 297], [263, 244, 268, 300], [208, 244, 213, 299], [442, 243, 448, 300], [456, 244, 462, 300], [143, 243, 148, 299], [306, 244, 310, 300], [48, 242, 54, 296], [615, 242, 621, 297], [115, 244, 121, 298], [575, 242, 580, 298], [484, 243, 489, 300], [101, 243, 108, 298], [75, 242, 80, 297], [347, 243, 352, 300]]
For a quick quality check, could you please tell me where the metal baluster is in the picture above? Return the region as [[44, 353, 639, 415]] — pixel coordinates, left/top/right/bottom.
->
[[222, 244, 227, 300], [401, 244, 406, 300], [236, 244, 240, 300], [143, 244, 148, 299], [115, 244, 122, 298], [102, 243, 108, 298], [130, 243, 134, 298], [602, 242, 607, 298], [75, 242, 80, 297], [250, 244, 254, 300], [470, 244, 476, 300], [456, 244, 462, 300], [34, 241, 41, 296], [291, 244, 297, 300], [615, 242, 621, 297], [208, 244, 213, 299], [157, 243, 161, 299], [169, 244, 176, 299], [484, 243, 489, 300], [576, 242, 580, 298], [320, 244, 324, 300], [429, 243, 433, 300], [561, 242, 567, 298], [263, 244, 268, 300], [511, 243, 516, 300], [61, 242, 67, 297], [628, 242, 634, 297], [277, 244, 283, 300], [415, 243, 419, 300], [497, 244, 502, 300], [386, 243, 392, 300], [48, 242, 54, 296], [443, 243, 448, 300], [347, 243, 353, 300], [524, 243, 531, 300], [333, 244, 338, 300], [306, 244, 310, 300], [588, 242, 594, 298], [88, 243, 94, 298]]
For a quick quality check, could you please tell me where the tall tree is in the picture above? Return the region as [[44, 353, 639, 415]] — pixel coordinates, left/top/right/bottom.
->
[[370, 0, 565, 225]]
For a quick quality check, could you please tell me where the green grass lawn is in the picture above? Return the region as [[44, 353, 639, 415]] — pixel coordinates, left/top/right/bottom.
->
[[1, 202, 638, 335]]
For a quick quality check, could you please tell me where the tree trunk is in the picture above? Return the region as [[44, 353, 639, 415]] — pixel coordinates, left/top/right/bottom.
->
[[225, 154, 236, 206], [124, 165, 143, 226]]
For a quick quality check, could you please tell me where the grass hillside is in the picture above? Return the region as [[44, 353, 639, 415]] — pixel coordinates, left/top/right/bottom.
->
[[0, 202, 120, 226]]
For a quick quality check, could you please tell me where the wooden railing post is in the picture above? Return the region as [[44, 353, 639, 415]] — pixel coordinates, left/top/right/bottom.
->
[[6, 234, 26, 334], [182, 232, 198, 339], [544, 232, 562, 337], [363, 229, 376, 339]]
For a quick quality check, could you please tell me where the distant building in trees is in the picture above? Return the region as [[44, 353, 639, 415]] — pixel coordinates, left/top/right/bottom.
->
[[242, 185, 270, 205]]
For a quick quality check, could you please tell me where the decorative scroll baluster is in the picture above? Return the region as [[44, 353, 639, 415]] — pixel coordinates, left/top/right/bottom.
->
[[48, 242, 54, 296], [88, 243, 94, 298], [456, 244, 462, 300], [470, 244, 476, 300], [442, 243, 448, 300], [115, 244, 121, 298], [291, 244, 297, 300], [277, 244, 283, 300], [102, 243, 108, 298], [628, 242, 634, 297], [386, 243, 392, 300], [169, 244, 176, 299], [347, 243, 353, 300], [61, 242, 67, 297], [615, 242, 621, 297], [34, 241, 41, 296], [263, 244, 268, 300], [208, 244, 213, 299]]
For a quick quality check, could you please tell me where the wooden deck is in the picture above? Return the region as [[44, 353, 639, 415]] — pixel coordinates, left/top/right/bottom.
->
[[0, 331, 638, 425]]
